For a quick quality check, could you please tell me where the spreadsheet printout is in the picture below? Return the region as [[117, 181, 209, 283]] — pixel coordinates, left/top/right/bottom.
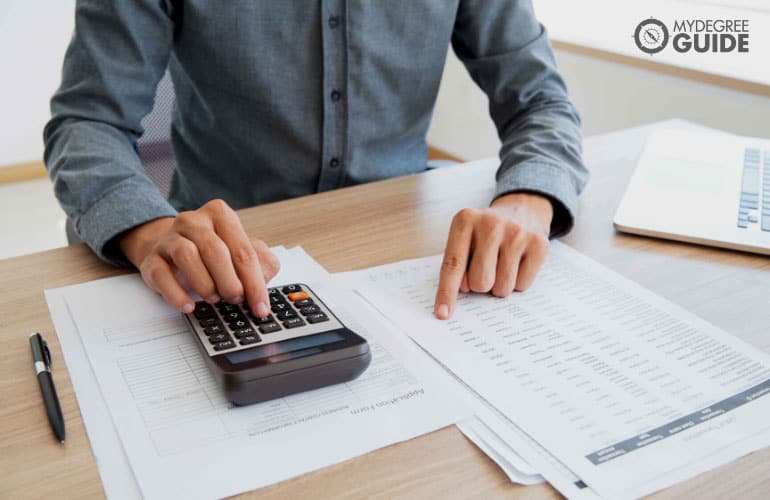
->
[[353, 242, 770, 498]]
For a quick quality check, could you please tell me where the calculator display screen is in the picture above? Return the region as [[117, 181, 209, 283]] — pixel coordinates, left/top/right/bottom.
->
[[225, 332, 345, 365]]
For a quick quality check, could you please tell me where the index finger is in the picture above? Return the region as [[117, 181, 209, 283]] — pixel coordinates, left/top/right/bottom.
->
[[434, 215, 473, 320], [213, 213, 271, 318]]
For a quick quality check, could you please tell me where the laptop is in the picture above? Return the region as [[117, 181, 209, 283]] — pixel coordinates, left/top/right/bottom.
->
[[614, 128, 770, 255]]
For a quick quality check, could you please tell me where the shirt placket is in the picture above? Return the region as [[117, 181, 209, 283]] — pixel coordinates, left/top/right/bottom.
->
[[316, 0, 348, 192]]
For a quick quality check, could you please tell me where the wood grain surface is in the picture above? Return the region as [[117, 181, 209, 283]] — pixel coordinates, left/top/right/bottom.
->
[[1, 125, 769, 499]]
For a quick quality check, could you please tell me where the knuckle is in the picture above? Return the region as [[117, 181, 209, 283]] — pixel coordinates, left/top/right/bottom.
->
[[205, 199, 232, 218], [170, 239, 197, 263], [173, 211, 198, 230], [441, 254, 465, 273], [198, 233, 225, 257], [143, 260, 165, 287], [504, 219, 523, 236], [453, 208, 476, 229], [528, 232, 549, 253], [231, 245, 256, 267], [478, 213, 502, 234]]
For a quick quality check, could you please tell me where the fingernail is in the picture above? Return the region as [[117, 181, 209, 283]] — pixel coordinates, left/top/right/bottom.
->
[[256, 302, 270, 318], [230, 295, 244, 304], [437, 304, 449, 319], [207, 294, 221, 304], [182, 302, 195, 314]]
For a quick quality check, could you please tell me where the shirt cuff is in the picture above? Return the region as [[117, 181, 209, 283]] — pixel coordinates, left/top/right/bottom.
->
[[74, 179, 178, 266], [493, 160, 580, 238]]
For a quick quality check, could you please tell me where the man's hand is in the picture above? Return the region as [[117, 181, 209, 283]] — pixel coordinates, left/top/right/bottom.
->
[[434, 193, 553, 320], [119, 199, 280, 316]]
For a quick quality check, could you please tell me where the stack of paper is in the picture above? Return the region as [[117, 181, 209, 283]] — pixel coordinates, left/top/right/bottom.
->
[[346, 242, 770, 499], [47, 242, 770, 499], [45, 247, 467, 499]]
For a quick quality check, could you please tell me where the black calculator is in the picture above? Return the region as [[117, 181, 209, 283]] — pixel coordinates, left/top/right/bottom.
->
[[183, 284, 371, 405]]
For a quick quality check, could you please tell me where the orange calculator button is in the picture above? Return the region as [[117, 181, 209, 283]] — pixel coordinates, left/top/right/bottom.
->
[[287, 291, 309, 301]]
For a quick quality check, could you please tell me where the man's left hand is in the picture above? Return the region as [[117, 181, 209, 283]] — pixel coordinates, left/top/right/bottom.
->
[[434, 192, 553, 319]]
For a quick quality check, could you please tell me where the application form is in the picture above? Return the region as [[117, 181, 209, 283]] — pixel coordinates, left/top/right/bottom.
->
[[46, 247, 465, 499], [352, 242, 770, 499]]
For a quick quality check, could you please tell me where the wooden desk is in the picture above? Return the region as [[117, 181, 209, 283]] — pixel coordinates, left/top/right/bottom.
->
[[2, 122, 770, 498]]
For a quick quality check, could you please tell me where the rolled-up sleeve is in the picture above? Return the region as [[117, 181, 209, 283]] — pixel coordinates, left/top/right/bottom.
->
[[452, 0, 588, 237], [44, 0, 177, 265]]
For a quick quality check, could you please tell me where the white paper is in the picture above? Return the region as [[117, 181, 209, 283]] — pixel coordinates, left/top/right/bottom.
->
[[340, 285, 601, 499], [352, 242, 770, 499], [45, 292, 142, 499], [46, 247, 466, 499], [45, 246, 291, 498]]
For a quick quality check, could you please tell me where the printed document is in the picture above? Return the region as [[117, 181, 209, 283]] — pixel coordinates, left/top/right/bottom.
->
[[46, 247, 465, 499], [352, 242, 770, 499]]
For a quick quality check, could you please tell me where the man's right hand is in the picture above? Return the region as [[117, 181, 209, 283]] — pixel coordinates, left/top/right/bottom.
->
[[118, 199, 280, 316]]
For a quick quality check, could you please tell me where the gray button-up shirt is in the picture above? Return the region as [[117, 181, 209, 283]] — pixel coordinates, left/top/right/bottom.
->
[[44, 0, 587, 265]]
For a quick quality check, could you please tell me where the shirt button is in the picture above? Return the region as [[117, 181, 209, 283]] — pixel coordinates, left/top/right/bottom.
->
[[331, 89, 342, 102], [329, 158, 340, 168], [328, 16, 339, 29]]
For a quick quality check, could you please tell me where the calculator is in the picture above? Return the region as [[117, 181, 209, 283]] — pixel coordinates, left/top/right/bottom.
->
[[183, 283, 371, 405]]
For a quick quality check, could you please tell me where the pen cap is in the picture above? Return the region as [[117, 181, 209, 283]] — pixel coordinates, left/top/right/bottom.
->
[[29, 333, 47, 364]]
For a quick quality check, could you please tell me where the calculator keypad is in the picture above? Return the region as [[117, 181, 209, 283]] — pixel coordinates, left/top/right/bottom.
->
[[185, 283, 341, 356]]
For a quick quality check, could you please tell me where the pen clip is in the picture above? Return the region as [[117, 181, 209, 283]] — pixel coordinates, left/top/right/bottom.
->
[[41, 338, 52, 368]]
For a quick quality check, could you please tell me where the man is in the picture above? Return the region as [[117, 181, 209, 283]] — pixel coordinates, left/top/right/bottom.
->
[[44, 1, 587, 321]]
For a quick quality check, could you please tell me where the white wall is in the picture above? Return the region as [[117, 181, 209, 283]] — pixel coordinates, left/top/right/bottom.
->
[[426, 49, 770, 162], [0, 0, 75, 167]]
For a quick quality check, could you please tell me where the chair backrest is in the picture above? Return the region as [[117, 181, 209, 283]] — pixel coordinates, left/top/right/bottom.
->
[[137, 71, 177, 198]]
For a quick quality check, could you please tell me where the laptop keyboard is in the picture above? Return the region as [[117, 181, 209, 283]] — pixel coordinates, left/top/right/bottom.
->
[[737, 148, 770, 231]]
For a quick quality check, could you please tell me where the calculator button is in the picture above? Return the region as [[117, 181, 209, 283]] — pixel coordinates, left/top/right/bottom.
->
[[213, 340, 236, 351], [259, 322, 282, 334], [269, 288, 279, 296], [223, 311, 245, 322], [233, 327, 257, 338], [250, 314, 275, 324], [272, 302, 290, 312], [283, 317, 305, 328], [217, 303, 240, 314], [275, 309, 298, 320], [198, 317, 221, 327], [306, 312, 329, 324], [204, 324, 225, 335], [293, 298, 315, 308], [270, 294, 287, 305], [193, 302, 216, 318], [209, 333, 231, 344], [287, 291, 309, 301], [299, 305, 320, 315], [281, 284, 302, 294], [239, 335, 261, 346], [228, 319, 250, 330]]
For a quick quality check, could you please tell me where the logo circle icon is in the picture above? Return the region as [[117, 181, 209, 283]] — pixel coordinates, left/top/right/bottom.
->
[[634, 18, 669, 54]]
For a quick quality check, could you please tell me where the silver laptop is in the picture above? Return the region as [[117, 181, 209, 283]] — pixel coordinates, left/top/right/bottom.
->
[[614, 128, 770, 255]]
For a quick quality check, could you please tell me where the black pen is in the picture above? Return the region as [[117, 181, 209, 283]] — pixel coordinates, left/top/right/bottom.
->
[[29, 333, 65, 443]]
